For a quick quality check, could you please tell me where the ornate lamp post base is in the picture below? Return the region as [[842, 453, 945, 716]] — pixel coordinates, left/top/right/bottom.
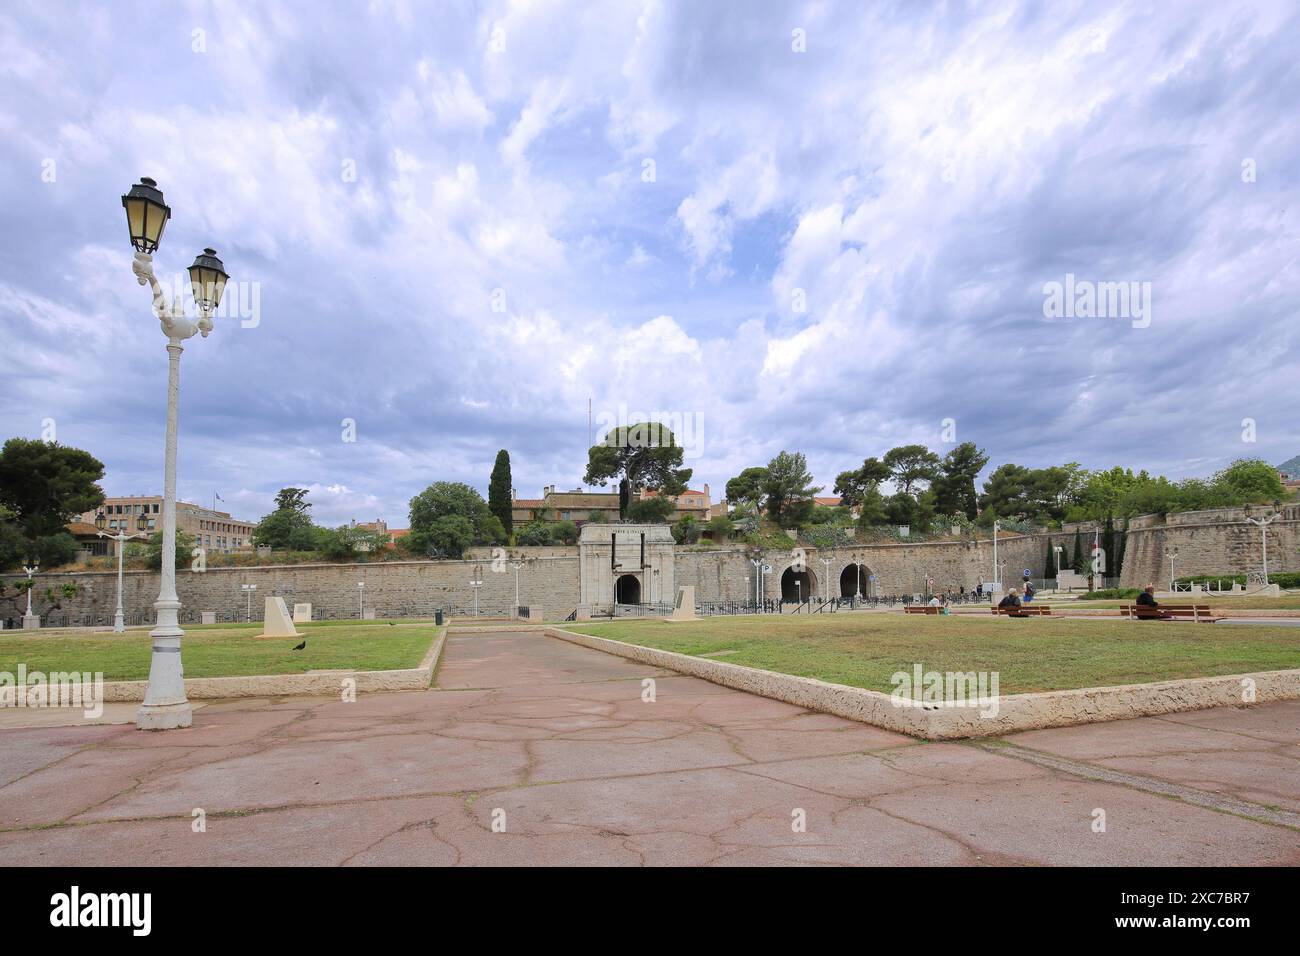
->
[[136, 607, 192, 731], [137, 701, 193, 730]]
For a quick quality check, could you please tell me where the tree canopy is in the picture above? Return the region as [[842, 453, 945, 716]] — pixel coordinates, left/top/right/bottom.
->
[[584, 422, 692, 518]]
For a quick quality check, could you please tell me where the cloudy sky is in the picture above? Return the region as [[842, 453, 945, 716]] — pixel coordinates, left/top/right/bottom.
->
[[1, 0, 1297, 527]]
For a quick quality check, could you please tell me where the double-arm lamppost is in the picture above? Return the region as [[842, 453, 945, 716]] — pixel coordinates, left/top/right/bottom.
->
[[470, 564, 484, 617], [1244, 500, 1283, 585], [95, 510, 150, 632], [121, 177, 229, 731], [21, 562, 39, 628]]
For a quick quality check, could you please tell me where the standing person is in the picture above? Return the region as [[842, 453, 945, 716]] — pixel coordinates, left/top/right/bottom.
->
[[1023, 580, 1036, 604], [976, 582, 983, 599]]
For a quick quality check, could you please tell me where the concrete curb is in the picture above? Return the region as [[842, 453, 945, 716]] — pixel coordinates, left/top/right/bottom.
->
[[545, 626, 1300, 740], [90, 626, 447, 702]]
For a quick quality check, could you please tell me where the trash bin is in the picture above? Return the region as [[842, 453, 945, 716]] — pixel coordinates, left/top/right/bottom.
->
[[434, 609, 444, 626]]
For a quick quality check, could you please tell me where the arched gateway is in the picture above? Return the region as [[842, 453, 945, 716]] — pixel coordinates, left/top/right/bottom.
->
[[615, 573, 642, 604], [780, 567, 816, 601], [839, 563, 874, 598]]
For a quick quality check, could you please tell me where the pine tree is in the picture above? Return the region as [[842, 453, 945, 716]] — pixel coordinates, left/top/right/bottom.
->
[[488, 450, 513, 536]]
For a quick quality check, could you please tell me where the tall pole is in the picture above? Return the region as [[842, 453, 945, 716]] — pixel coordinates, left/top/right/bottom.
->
[[97, 527, 147, 632], [992, 521, 1000, 590], [138, 339, 192, 729], [1244, 509, 1281, 586], [820, 557, 832, 600], [22, 564, 37, 623]]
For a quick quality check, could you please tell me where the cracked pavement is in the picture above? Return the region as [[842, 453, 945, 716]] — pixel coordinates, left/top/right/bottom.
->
[[1, 629, 1297, 865]]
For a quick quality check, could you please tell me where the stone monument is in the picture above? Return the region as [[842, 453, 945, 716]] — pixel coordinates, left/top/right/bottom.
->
[[259, 596, 303, 638]]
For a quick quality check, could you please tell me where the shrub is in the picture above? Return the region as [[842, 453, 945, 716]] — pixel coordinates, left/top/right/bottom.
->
[[1078, 587, 1142, 600]]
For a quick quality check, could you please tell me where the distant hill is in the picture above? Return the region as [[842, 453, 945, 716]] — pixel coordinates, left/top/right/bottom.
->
[[1277, 455, 1300, 478]]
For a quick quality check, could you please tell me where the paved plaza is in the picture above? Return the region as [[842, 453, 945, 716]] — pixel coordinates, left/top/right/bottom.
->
[[1, 630, 1297, 866]]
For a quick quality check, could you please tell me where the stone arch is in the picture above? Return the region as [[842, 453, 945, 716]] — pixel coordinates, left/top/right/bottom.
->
[[615, 573, 641, 604], [780, 566, 816, 602], [839, 563, 873, 598]]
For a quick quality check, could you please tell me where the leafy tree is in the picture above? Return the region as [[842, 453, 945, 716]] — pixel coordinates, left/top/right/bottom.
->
[[882, 444, 941, 496], [0, 438, 105, 546], [854, 486, 891, 527], [31, 532, 78, 569], [725, 467, 769, 510], [627, 496, 675, 523], [833, 457, 891, 508], [0, 515, 25, 571], [515, 521, 552, 546], [132, 529, 197, 571], [672, 514, 700, 545], [273, 487, 311, 512], [886, 489, 935, 533], [317, 525, 389, 560], [253, 487, 319, 550], [762, 451, 821, 527], [730, 503, 760, 536], [706, 514, 735, 540], [408, 482, 503, 558], [419, 515, 476, 558], [488, 450, 513, 536], [931, 442, 989, 519], [1212, 458, 1285, 503], [584, 422, 691, 518], [551, 520, 579, 545]]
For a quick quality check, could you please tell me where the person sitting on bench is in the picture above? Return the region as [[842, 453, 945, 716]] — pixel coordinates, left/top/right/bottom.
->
[[1136, 584, 1173, 619], [998, 589, 1022, 611]]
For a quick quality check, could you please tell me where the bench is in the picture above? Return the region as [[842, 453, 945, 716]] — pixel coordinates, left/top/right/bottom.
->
[[904, 605, 944, 615], [990, 605, 1053, 617], [1120, 604, 1220, 623]]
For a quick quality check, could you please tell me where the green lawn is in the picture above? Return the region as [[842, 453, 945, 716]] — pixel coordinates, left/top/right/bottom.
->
[[567, 616, 1300, 694], [0, 621, 439, 680], [1064, 594, 1300, 611]]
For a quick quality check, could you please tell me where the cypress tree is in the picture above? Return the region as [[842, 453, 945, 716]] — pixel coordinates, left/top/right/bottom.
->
[[1043, 535, 1054, 577], [1072, 529, 1084, 573], [488, 450, 513, 536]]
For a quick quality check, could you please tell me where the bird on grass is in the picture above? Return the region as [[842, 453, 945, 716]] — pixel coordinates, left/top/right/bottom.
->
[[292, 640, 306, 651]]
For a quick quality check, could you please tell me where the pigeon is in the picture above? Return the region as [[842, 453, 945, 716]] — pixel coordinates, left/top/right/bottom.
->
[[292, 640, 306, 651]]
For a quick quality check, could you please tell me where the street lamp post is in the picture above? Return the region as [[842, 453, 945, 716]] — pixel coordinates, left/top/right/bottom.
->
[[1165, 549, 1178, 591], [1244, 501, 1283, 585], [357, 582, 365, 619], [240, 584, 257, 622], [470, 564, 484, 617], [21, 562, 39, 628], [992, 520, 1000, 591], [122, 177, 229, 731], [95, 511, 150, 632], [510, 561, 523, 617], [820, 557, 833, 600]]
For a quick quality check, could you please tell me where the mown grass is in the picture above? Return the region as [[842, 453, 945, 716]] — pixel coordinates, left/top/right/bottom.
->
[[0, 621, 438, 681], [568, 615, 1300, 694]]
